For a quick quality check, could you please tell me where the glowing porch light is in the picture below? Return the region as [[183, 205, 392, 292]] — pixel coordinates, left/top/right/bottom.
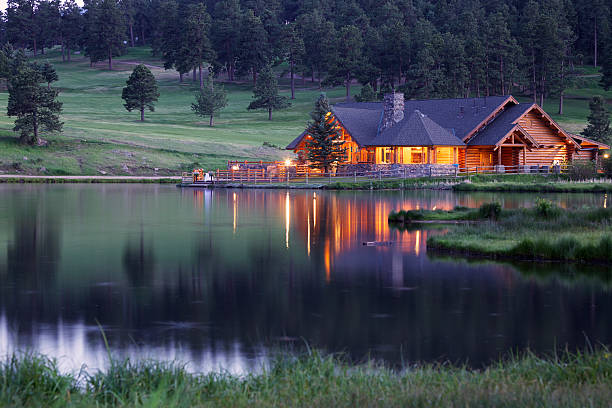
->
[[604, 153, 610, 159], [284, 158, 293, 167], [231, 165, 239, 171]]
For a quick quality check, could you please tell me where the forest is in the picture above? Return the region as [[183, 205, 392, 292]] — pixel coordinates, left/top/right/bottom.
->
[[4, 0, 612, 113]]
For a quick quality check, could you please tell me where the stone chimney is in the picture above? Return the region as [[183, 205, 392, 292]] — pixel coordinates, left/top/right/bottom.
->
[[381, 92, 405, 131]]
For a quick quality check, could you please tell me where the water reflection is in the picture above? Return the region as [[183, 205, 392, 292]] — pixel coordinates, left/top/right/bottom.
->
[[0, 185, 611, 373]]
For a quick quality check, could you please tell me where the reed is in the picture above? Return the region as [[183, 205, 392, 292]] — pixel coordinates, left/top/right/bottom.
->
[[2, 349, 612, 407]]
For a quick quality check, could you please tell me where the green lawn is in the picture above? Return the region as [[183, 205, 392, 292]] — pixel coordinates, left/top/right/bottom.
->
[[0, 47, 349, 175], [0, 48, 609, 175]]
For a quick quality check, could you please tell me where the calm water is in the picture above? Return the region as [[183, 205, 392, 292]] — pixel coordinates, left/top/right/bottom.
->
[[0, 184, 611, 373]]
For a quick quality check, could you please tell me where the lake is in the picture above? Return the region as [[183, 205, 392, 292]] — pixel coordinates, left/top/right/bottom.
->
[[0, 184, 611, 373]]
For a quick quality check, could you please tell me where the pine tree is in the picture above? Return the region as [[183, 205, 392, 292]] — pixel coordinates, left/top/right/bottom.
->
[[121, 64, 159, 121], [600, 37, 612, 90], [7, 63, 63, 145], [84, 0, 126, 70], [325, 25, 363, 101], [247, 65, 290, 120], [40, 61, 58, 88], [212, 0, 241, 81], [237, 9, 269, 85], [61, 0, 84, 62], [582, 96, 612, 144], [354, 84, 377, 102], [192, 76, 228, 126], [175, 3, 214, 88], [304, 94, 346, 172], [278, 23, 304, 100]]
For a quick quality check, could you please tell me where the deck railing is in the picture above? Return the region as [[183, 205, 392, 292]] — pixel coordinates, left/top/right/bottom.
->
[[182, 163, 574, 185]]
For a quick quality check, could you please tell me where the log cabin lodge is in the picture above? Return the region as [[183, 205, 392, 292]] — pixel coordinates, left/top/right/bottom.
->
[[286, 94, 610, 171]]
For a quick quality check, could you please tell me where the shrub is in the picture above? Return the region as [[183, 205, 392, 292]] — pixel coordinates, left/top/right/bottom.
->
[[534, 198, 560, 219], [568, 160, 597, 180], [478, 202, 501, 220]]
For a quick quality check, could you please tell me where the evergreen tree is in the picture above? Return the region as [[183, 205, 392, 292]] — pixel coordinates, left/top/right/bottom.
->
[[7, 62, 63, 145], [40, 61, 58, 88], [121, 64, 159, 121], [582, 95, 612, 144], [61, 0, 84, 62], [278, 22, 304, 100], [212, 0, 241, 81], [304, 94, 346, 172], [176, 3, 214, 88], [84, 0, 126, 70], [191, 75, 228, 126], [297, 10, 335, 88], [600, 37, 612, 90], [247, 65, 290, 120], [354, 83, 377, 102], [325, 25, 363, 101], [6, 0, 36, 52], [237, 9, 269, 84]]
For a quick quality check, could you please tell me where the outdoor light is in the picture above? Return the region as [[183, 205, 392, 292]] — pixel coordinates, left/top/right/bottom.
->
[[284, 159, 293, 167], [232, 165, 239, 170], [604, 153, 610, 159]]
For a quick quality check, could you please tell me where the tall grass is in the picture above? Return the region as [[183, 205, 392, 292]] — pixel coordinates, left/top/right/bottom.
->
[[427, 204, 612, 263], [2, 349, 612, 407]]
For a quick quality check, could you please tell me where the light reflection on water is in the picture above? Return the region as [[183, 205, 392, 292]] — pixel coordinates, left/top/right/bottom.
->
[[0, 184, 611, 373]]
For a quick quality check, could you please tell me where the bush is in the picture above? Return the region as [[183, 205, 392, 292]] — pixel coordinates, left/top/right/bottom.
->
[[478, 202, 501, 220], [568, 160, 597, 180], [534, 198, 560, 219]]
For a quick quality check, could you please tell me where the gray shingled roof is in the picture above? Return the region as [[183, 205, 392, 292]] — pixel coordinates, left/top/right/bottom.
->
[[370, 110, 465, 146], [286, 95, 514, 149], [336, 95, 511, 140], [467, 103, 534, 146]]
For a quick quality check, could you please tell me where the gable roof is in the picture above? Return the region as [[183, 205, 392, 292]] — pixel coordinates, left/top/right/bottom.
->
[[467, 104, 534, 146], [370, 110, 465, 146]]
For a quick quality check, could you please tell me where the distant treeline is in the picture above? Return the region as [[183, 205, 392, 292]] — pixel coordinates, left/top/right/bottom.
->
[[3, 0, 612, 108]]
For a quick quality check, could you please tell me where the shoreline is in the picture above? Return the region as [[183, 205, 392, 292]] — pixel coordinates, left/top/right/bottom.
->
[[0, 175, 181, 183]]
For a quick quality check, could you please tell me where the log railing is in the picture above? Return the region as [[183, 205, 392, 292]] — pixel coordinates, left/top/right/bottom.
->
[[182, 163, 574, 185]]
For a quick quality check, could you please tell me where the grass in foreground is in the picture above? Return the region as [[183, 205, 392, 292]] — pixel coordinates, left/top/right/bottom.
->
[[422, 201, 612, 263], [2, 349, 612, 407]]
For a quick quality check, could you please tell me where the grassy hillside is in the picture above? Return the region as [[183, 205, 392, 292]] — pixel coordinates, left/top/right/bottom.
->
[[0, 47, 607, 175], [0, 47, 350, 175]]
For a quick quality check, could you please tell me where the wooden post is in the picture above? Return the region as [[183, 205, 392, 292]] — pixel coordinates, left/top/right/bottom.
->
[[497, 146, 502, 167]]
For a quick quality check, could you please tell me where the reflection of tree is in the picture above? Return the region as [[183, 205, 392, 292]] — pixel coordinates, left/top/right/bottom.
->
[[6, 200, 61, 290], [122, 230, 155, 287]]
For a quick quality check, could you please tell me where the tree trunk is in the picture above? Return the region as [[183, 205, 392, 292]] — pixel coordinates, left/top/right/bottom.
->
[[61, 41, 65, 62], [108, 47, 113, 70], [290, 60, 295, 99], [209, 114, 214, 126], [558, 92, 564, 115], [180, 72, 183, 83], [499, 55, 504, 95], [199, 63, 203, 88], [268, 107, 272, 120], [33, 38, 37, 56], [193, 67, 197, 82], [346, 74, 351, 102], [311, 66, 315, 83], [532, 50, 537, 103], [140, 106, 145, 121], [253, 69, 257, 85], [129, 23, 135, 47], [594, 20, 598, 67], [67, 48, 71, 62], [141, 27, 145, 45], [32, 111, 39, 145]]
